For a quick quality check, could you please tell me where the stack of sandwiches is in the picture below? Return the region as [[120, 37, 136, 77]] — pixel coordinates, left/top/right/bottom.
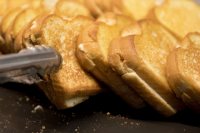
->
[[0, 0, 200, 116]]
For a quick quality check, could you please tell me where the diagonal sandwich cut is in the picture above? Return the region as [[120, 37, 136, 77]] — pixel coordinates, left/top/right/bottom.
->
[[108, 20, 184, 116]]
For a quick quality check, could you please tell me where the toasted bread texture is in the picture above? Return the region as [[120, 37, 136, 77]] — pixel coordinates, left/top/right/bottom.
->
[[7, 0, 30, 9], [22, 15, 101, 109], [5, 7, 42, 53], [85, 0, 121, 17], [108, 20, 184, 116], [0, 6, 27, 53], [15, 13, 51, 53], [76, 13, 145, 108], [55, 0, 91, 20], [119, 0, 165, 20], [182, 32, 200, 49], [41, 0, 59, 11], [150, 0, 200, 39], [166, 33, 200, 112], [0, 0, 7, 19], [85, 0, 165, 20]]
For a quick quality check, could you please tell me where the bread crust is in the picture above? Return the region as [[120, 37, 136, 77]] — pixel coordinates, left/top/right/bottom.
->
[[108, 20, 184, 116], [55, 0, 91, 20], [76, 14, 145, 108], [22, 15, 101, 109], [148, 0, 200, 39], [167, 46, 200, 112]]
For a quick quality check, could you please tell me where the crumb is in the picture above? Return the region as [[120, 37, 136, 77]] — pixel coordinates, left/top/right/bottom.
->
[[42, 126, 45, 130], [106, 112, 111, 116], [136, 122, 141, 126], [74, 126, 80, 133], [37, 125, 46, 133], [25, 96, 30, 102], [31, 105, 44, 113]]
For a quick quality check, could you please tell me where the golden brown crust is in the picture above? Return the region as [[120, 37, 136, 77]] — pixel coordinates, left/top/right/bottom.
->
[[23, 15, 101, 109], [167, 47, 200, 112], [108, 20, 184, 116], [7, 7, 42, 52], [15, 12, 51, 52], [76, 13, 145, 108], [149, 0, 200, 39], [84, 0, 165, 20], [0, 0, 8, 19], [181, 32, 200, 49], [0, 7, 26, 53], [55, 0, 91, 20]]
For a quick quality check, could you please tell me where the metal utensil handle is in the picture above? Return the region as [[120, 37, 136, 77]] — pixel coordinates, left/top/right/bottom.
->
[[0, 45, 61, 84]]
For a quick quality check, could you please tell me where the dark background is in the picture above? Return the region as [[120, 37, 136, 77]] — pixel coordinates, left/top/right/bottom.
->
[[0, 83, 200, 133]]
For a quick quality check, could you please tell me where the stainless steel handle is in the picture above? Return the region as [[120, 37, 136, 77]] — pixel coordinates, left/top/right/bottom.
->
[[0, 45, 61, 84]]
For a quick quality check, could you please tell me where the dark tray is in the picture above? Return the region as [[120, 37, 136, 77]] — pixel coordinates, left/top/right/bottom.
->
[[0, 83, 200, 133]]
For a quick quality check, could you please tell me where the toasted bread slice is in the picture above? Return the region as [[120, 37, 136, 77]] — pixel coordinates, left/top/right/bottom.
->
[[0, 6, 27, 37], [84, 0, 121, 17], [85, 0, 165, 19], [120, 0, 165, 20], [76, 13, 145, 108], [182, 32, 200, 49], [167, 47, 200, 112], [41, 0, 59, 11], [108, 20, 184, 116], [4, 7, 42, 53], [0, 6, 27, 53], [149, 0, 200, 39], [55, 0, 91, 20], [22, 15, 101, 109], [0, 0, 7, 52], [7, 0, 30, 9], [0, 0, 8, 19], [166, 33, 200, 112], [15, 13, 51, 53]]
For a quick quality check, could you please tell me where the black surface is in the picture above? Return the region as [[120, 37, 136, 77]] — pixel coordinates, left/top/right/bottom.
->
[[0, 83, 200, 133]]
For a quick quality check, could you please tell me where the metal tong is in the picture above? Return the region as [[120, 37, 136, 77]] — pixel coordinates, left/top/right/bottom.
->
[[0, 45, 61, 84]]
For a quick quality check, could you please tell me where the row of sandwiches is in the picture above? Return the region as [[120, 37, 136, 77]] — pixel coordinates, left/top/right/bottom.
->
[[0, 0, 200, 117]]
